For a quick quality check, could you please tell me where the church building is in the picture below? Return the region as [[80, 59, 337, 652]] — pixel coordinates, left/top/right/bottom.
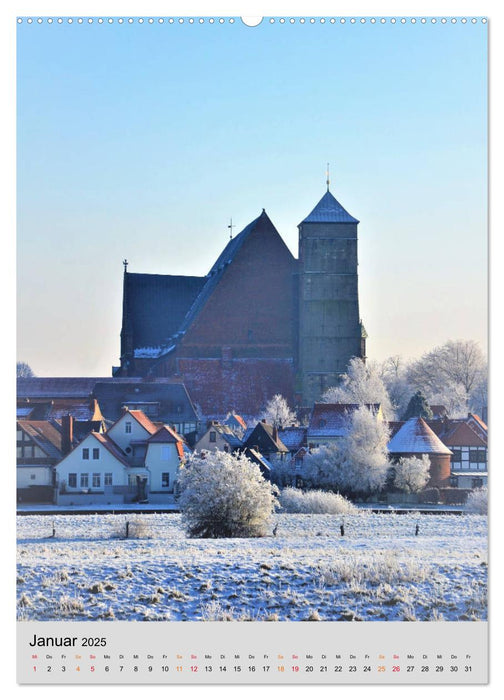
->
[[117, 186, 367, 415]]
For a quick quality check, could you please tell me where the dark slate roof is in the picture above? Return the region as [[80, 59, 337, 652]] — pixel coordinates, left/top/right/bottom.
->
[[244, 421, 289, 454], [178, 210, 284, 335], [301, 189, 359, 224], [17, 377, 107, 398], [91, 381, 199, 425], [125, 272, 205, 349], [277, 427, 307, 452], [308, 403, 381, 438]]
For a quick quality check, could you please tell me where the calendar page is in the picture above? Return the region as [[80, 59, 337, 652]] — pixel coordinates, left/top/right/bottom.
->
[[15, 5, 489, 687]]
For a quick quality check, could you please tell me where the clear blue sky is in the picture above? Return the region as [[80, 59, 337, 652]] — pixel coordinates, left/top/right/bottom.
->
[[16, 16, 488, 376]]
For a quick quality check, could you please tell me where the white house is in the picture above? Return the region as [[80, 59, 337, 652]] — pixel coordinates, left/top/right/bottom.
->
[[56, 432, 132, 505], [54, 409, 188, 505], [145, 425, 186, 501]]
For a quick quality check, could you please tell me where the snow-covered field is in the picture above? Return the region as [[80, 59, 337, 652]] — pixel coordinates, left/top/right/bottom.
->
[[16, 512, 487, 622]]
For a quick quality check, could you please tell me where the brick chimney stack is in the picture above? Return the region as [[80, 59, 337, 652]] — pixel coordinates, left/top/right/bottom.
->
[[61, 414, 74, 455]]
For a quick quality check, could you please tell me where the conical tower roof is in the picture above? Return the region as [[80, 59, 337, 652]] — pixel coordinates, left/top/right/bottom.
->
[[301, 189, 359, 224], [388, 417, 452, 455]]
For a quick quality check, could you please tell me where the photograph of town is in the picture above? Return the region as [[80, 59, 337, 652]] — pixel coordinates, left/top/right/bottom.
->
[[16, 15, 488, 624]]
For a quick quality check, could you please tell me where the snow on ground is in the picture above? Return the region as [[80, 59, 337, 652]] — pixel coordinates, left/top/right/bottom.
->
[[16, 512, 487, 623]]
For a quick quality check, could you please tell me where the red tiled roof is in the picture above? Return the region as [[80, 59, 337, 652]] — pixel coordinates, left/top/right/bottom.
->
[[91, 432, 130, 467], [147, 425, 183, 443], [126, 410, 159, 435], [17, 420, 63, 460]]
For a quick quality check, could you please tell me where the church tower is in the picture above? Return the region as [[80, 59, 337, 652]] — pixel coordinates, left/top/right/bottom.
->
[[298, 186, 366, 405]]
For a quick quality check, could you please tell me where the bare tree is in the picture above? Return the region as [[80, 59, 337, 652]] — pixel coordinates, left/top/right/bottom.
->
[[407, 340, 487, 416], [17, 361, 35, 378]]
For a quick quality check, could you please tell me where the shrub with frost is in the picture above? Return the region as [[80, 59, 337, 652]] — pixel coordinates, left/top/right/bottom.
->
[[393, 455, 430, 493], [278, 487, 356, 514], [178, 450, 279, 538], [305, 406, 389, 497], [465, 487, 488, 515]]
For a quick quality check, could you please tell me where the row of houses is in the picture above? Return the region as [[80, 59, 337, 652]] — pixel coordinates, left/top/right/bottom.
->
[[17, 378, 488, 505]]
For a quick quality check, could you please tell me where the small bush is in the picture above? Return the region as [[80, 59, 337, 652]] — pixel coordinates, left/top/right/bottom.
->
[[466, 487, 488, 514], [278, 487, 356, 514], [179, 450, 279, 538]]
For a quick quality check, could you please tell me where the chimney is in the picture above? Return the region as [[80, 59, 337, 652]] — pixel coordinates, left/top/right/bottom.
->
[[61, 414, 74, 455]]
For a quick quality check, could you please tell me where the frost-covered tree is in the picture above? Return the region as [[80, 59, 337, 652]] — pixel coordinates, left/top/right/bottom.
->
[[262, 394, 298, 427], [338, 405, 391, 496], [322, 358, 394, 419], [407, 340, 487, 416], [380, 355, 413, 419], [393, 455, 431, 493], [401, 390, 433, 421], [17, 361, 35, 378], [305, 406, 390, 497], [465, 487, 488, 515], [178, 450, 279, 538]]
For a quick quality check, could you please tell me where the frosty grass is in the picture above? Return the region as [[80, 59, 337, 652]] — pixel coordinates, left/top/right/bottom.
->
[[17, 512, 487, 622]]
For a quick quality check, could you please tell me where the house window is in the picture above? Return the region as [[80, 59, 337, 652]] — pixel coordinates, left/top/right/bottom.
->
[[162, 473, 170, 488], [469, 448, 487, 464], [450, 476, 459, 488], [82, 448, 89, 460], [92, 473, 101, 488], [68, 473, 77, 488], [92, 448, 100, 460], [30, 474, 36, 480], [209, 431, 216, 443], [125, 422, 132, 434], [104, 473, 113, 486], [80, 473, 89, 488], [472, 477, 483, 489]]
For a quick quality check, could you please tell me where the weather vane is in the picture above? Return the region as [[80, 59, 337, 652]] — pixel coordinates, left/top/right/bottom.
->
[[123, 258, 128, 272], [228, 218, 235, 239], [326, 162, 330, 191]]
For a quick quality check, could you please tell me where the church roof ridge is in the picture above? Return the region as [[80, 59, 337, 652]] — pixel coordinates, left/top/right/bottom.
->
[[177, 211, 278, 335], [301, 189, 359, 224]]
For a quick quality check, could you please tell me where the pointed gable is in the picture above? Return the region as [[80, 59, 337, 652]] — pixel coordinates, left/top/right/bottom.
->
[[244, 421, 289, 454], [388, 417, 452, 455], [301, 189, 359, 224], [177, 209, 296, 353]]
